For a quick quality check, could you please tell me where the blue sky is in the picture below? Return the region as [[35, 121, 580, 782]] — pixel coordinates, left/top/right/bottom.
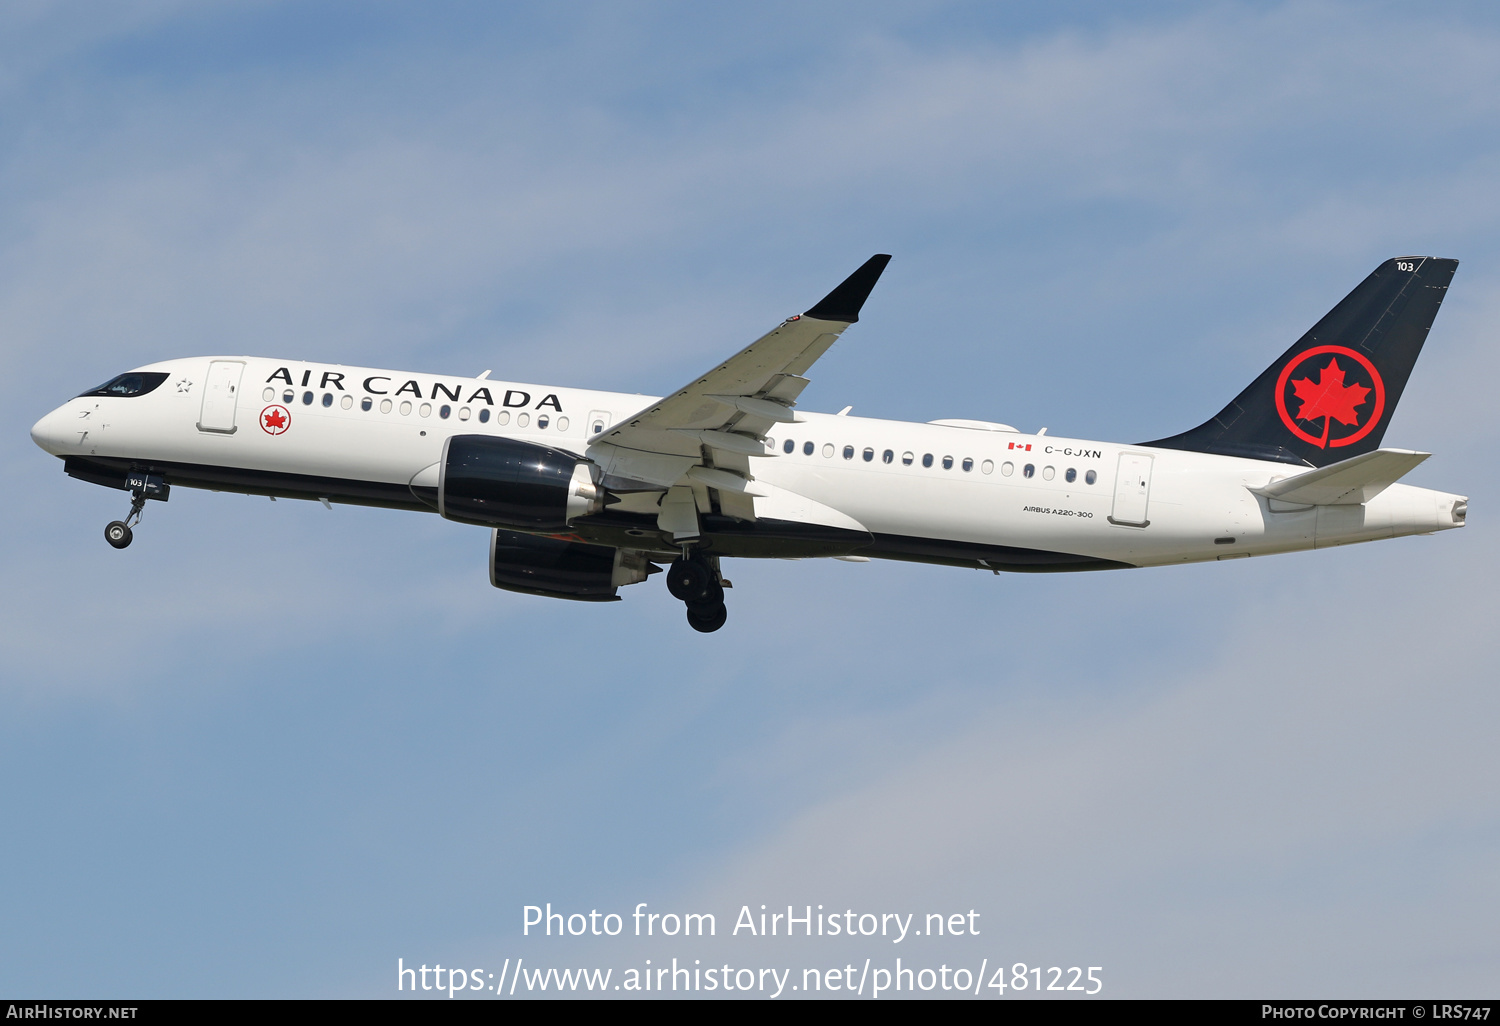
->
[[3, 1, 1499, 998]]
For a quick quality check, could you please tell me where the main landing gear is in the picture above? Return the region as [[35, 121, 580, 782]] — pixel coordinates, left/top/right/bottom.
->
[[105, 472, 168, 549], [666, 552, 728, 633]]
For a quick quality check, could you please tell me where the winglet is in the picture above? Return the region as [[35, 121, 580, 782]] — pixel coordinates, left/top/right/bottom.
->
[[804, 254, 892, 323]]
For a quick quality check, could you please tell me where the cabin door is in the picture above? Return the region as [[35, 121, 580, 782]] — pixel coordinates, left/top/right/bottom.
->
[[1109, 452, 1153, 526], [198, 360, 245, 434]]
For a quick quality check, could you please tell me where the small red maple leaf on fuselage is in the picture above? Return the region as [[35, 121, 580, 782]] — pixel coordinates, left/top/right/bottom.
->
[[263, 409, 287, 430], [1291, 357, 1370, 447]]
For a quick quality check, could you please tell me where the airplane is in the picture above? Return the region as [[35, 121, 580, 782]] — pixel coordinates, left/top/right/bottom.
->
[[29, 254, 1466, 632]]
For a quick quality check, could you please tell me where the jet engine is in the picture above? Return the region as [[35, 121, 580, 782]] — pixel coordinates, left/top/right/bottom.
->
[[490, 529, 653, 602], [438, 434, 603, 530]]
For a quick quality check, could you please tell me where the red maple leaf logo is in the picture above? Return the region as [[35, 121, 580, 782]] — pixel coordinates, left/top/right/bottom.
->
[[263, 408, 287, 430], [1290, 357, 1370, 448]]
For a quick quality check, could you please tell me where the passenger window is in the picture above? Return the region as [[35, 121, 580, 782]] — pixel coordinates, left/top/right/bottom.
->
[[804, 441, 814, 455], [497, 411, 510, 425], [1023, 463, 1034, 478], [981, 459, 994, 474], [262, 387, 274, 401], [922, 454, 933, 468], [1042, 466, 1055, 481], [380, 398, 392, 413], [1085, 469, 1097, 485], [458, 406, 471, 421], [863, 447, 874, 462], [518, 413, 530, 427], [593, 420, 605, 434], [902, 452, 914, 466], [843, 445, 854, 460], [479, 408, 490, 423], [942, 455, 953, 470], [557, 417, 569, 431], [822, 443, 834, 458], [1065, 467, 1076, 483], [1001, 461, 1014, 476], [962, 457, 973, 472], [419, 403, 432, 418], [340, 394, 353, 409], [399, 401, 412, 416], [439, 404, 451, 419], [361, 397, 372, 411], [321, 392, 333, 407], [784, 439, 795, 453], [883, 449, 894, 464], [303, 391, 314, 405], [537, 414, 550, 429], [283, 391, 295, 404]]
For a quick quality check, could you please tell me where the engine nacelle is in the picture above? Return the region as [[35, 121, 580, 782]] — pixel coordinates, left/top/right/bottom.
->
[[439, 434, 602, 530], [489, 529, 627, 602]]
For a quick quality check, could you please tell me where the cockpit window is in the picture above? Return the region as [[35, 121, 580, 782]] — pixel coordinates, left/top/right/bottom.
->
[[77, 372, 169, 399]]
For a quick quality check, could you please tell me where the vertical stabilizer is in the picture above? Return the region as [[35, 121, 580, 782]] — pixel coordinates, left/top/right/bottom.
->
[[1147, 257, 1457, 466]]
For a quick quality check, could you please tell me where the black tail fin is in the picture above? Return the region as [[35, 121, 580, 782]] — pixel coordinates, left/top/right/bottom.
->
[[1146, 256, 1458, 466]]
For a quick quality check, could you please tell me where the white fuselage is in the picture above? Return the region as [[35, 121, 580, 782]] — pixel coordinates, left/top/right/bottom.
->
[[30, 356, 1467, 569]]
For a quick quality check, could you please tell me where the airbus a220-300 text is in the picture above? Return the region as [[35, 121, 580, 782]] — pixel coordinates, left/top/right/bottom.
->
[[30, 255, 1466, 631]]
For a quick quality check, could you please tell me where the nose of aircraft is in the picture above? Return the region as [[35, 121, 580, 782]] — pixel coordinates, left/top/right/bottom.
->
[[30, 404, 70, 455]]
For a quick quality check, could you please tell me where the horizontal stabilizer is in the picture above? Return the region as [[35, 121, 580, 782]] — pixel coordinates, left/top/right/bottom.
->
[[1252, 448, 1429, 505]]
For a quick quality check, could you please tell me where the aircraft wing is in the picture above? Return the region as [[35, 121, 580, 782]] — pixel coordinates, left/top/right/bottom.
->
[[595, 255, 891, 473]]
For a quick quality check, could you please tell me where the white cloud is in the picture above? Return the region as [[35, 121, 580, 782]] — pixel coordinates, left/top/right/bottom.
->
[[6, 2, 1500, 395], [660, 533, 1500, 994]]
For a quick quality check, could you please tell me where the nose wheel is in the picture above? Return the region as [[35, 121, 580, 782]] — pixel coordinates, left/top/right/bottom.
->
[[105, 520, 134, 549], [667, 553, 728, 633]]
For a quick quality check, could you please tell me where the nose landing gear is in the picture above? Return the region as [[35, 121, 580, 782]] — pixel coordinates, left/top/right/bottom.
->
[[667, 552, 729, 633], [105, 472, 168, 549]]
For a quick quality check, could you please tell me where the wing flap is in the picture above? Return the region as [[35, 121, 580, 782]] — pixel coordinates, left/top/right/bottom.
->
[[707, 394, 799, 423], [763, 374, 811, 404], [670, 428, 771, 457]]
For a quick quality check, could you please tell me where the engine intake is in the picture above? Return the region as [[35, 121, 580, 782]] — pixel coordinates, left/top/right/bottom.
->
[[439, 434, 602, 530]]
